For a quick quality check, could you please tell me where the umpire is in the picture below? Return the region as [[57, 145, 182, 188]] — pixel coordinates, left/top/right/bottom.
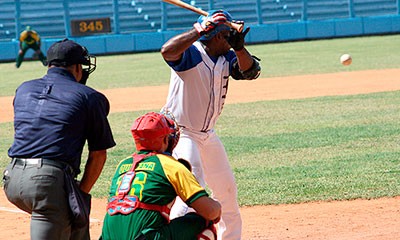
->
[[2, 39, 116, 240]]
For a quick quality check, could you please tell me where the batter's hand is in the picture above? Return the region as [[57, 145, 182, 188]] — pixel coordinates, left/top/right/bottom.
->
[[226, 26, 250, 51], [193, 12, 227, 36]]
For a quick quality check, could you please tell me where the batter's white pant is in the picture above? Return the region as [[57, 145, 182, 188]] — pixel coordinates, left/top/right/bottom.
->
[[169, 128, 242, 240]]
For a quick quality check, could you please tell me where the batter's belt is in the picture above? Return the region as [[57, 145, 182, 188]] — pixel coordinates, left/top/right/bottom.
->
[[179, 125, 210, 133]]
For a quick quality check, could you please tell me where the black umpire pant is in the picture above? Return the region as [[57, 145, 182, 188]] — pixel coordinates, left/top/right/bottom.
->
[[2, 158, 90, 240]]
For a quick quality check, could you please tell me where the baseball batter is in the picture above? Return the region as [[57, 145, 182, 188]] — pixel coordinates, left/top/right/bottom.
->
[[161, 10, 261, 239]]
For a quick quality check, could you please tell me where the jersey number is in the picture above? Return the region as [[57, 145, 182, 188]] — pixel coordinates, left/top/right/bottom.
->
[[129, 172, 147, 200]]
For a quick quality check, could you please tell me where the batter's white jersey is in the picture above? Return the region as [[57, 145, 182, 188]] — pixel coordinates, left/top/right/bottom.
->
[[164, 41, 237, 132], [163, 41, 242, 240]]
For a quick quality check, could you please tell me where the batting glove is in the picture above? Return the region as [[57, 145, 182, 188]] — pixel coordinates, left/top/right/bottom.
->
[[193, 12, 227, 36], [226, 26, 250, 51]]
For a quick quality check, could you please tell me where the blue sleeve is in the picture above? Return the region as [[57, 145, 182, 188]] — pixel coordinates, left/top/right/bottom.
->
[[165, 45, 203, 72], [86, 92, 116, 151], [225, 50, 237, 75]]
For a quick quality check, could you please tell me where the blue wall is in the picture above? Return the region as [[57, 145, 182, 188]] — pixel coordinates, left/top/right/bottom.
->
[[1, 14, 400, 62]]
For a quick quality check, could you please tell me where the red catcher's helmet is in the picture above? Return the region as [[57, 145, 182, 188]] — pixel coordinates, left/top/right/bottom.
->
[[131, 112, 179, 152]]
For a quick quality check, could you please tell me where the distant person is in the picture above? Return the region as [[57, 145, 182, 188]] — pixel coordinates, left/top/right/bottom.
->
[[16, 26, 47, 68], [101, 111, 221, 240], [3, 38, 116, 240]]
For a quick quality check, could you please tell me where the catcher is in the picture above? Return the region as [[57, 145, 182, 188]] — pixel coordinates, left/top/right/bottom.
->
[[100, 111, 221, 240]]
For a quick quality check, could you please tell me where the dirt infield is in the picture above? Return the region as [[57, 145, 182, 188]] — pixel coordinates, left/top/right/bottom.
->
[[1, 69, 400, 239]]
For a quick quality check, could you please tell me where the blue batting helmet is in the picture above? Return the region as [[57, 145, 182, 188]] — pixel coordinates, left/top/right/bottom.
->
[[198, 10, 233, 41]]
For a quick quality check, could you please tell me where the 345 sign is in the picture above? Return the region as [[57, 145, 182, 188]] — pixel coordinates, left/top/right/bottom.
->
[[71, 18, 111, 36]]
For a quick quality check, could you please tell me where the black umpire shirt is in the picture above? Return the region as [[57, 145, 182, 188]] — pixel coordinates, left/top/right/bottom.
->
[[8, 67, 116, 174]]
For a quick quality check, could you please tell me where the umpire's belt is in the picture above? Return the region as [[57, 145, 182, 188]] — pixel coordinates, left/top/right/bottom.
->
[[12, 158, 74, 176]]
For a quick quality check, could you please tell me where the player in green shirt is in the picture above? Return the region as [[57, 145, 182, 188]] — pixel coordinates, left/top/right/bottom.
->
[[101, 111, 221, 240], [16, 26, 47, 68]]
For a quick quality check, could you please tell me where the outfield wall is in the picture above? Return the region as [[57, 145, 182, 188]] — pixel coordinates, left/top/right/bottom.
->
[[1, 15, 400, 62]]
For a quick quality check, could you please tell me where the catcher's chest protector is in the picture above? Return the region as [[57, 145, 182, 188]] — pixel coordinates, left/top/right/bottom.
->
[[107, 152, 171, 221]]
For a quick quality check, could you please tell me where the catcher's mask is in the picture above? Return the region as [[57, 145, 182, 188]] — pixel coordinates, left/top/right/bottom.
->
[[131, 111, 180, 152], [47, 38, 96, 85], [198, 10, 233, 41], [160, 108, 180, 154]]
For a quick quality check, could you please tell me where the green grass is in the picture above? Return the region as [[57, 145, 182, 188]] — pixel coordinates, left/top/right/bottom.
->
[[251, 34, 400, 77], [218, 92, 400, 205], [1, 35, 399, 206]]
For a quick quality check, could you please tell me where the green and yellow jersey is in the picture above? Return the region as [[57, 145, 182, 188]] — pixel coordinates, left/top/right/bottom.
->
[[101, 151, 208, 240], [19, 30, 40, 45]]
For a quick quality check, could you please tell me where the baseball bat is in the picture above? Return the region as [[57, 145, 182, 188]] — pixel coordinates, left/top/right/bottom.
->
[[162, 0, 244, 32]]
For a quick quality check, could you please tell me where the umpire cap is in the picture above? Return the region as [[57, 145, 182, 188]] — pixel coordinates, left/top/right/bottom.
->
[[47, 38, 91, 67]]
